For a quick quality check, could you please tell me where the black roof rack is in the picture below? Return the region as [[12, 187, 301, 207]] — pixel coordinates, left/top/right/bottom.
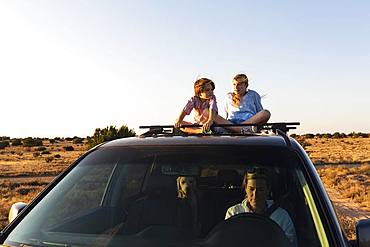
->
[[139, 122, 300, 139]]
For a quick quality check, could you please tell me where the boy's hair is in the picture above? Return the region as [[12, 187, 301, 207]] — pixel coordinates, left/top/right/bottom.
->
[[242, 167, 269, 188], [194, 78, 215, 97], [232, 74, 249, 107], [233, 74, 249, 83]]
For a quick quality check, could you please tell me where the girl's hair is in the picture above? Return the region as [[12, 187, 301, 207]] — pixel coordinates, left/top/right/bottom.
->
[[194, 78, 215, 97], [232, 74, 249, 107]]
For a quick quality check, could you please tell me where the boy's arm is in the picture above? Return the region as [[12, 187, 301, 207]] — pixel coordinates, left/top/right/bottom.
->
[[254, 91, 263, 111]]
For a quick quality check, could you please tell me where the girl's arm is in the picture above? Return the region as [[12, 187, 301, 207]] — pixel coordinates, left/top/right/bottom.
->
[[175, 110, 187, 128], [175, 97, 195, 128], [202, 108, 216, 131]]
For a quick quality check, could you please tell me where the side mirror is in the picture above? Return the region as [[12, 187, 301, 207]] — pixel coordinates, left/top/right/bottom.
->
[[8, 202, 28, 223], [356, 218, 370, 247]]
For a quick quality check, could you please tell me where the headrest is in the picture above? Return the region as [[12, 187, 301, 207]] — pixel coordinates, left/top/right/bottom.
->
[[217, 169, 241, 187], [144, 169, 177, 196]]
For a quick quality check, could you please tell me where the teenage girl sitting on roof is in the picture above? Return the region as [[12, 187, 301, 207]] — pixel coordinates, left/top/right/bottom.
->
[[174, 78, 218, 134]]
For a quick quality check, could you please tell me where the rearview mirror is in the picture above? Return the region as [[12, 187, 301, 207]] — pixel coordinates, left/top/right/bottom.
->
[[8, 202, 28, 223], [355, 218, 370, 247]]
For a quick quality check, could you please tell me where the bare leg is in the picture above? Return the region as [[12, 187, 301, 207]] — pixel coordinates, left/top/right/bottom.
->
[[241, 110, 271, 124], [181, 127, 203, 134], [177, 120, 203, 134], [213, 110, 271, 133], [213, 115, 242, 133]]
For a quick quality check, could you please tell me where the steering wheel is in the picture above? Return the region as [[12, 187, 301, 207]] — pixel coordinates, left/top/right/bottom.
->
[[203, 213, 291, 247]]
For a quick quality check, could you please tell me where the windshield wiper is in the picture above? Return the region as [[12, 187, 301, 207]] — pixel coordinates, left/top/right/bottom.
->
[[26, 238, 71, 247]]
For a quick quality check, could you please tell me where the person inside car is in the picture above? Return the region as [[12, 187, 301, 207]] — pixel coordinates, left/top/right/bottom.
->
[[225, 169, 297, 246], [174, 78, 218, 134], [213, 73, 271, 133]]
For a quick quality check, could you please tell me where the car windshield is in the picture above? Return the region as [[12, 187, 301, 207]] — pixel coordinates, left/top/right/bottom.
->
[[4, 146, 328, 247]]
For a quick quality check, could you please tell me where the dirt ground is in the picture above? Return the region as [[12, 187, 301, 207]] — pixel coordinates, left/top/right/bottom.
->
[[0, 136, 369, 240]]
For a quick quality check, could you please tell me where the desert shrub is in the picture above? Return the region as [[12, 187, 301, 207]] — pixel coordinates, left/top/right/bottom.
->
[[333, 132, 346, 138], [33, 152, 40, 157], [349, 132, 369, 138], [11, 138, 22, 146], [321, 133, 332, 138], [23, 137, 43, 147], [73, 137, 84, 144], [290, 134, 297, 138], [65, 137, 73, 141], [360, 133, 369, 138], [303, 133, 315, 139], [0, 136, 10, 141], [63, 146, 74, 151], [45, 157, 54, 163], [315, 133, 323, 138], [294, 137, 311, 148], [0, 141, 10, 149], [27, 181, 49, 186], [87, 125, 136, 149], [54, 154, 61, 158], [35, 146, 47, 152], [10, 183, 21, 190], [41, 150, 51, 155], [17, 188, 32, 195], [49, 139, 55, 144], [299, 139, 311, 148]]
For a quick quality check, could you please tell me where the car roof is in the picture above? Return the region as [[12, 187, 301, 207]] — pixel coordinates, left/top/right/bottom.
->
[[99, 134, 298, 149]]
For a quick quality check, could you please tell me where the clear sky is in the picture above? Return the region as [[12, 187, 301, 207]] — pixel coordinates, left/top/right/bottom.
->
[[1, 0, 369, 138]]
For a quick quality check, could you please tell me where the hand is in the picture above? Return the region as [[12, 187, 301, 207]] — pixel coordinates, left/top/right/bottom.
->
[[174, 119, 182, 128], [202, 120, 213, 132]]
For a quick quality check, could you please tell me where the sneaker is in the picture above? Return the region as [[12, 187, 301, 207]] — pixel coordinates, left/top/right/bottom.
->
[[241, 125, 261, 134], [212, 127, 229, 134], [202, 129, 213, 135], [173, 128, 186, 135], [253, 125, 262, 133], [241, 126, 253, 134], [241, 126, 257, 134]]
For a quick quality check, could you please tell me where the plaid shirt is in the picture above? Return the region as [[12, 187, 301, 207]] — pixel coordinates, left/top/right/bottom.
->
[[183, 96, 218, 124]]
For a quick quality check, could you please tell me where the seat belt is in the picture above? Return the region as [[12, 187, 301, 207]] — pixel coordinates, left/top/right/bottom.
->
[[264, 202, 280, 217]]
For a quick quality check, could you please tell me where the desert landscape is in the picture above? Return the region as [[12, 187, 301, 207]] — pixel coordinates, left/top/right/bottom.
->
[[0, 134, 369, 239]]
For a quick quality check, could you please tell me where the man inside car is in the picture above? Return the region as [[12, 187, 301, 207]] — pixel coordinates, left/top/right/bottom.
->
[[225, 168, 297, 246]]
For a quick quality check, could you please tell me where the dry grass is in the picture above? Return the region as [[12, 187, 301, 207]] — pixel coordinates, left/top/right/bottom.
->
[[318, 165, 369, 209], [0, 140, 85, 230], [301, 137, 370, 164], [0, 140, 85, 177], [318, 164, 370, 239], [0, 177, 52, 228]]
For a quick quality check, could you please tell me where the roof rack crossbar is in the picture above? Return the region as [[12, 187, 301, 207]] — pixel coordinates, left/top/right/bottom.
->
[[139, 122, 300, 129], [139, 122, 299, 135]]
